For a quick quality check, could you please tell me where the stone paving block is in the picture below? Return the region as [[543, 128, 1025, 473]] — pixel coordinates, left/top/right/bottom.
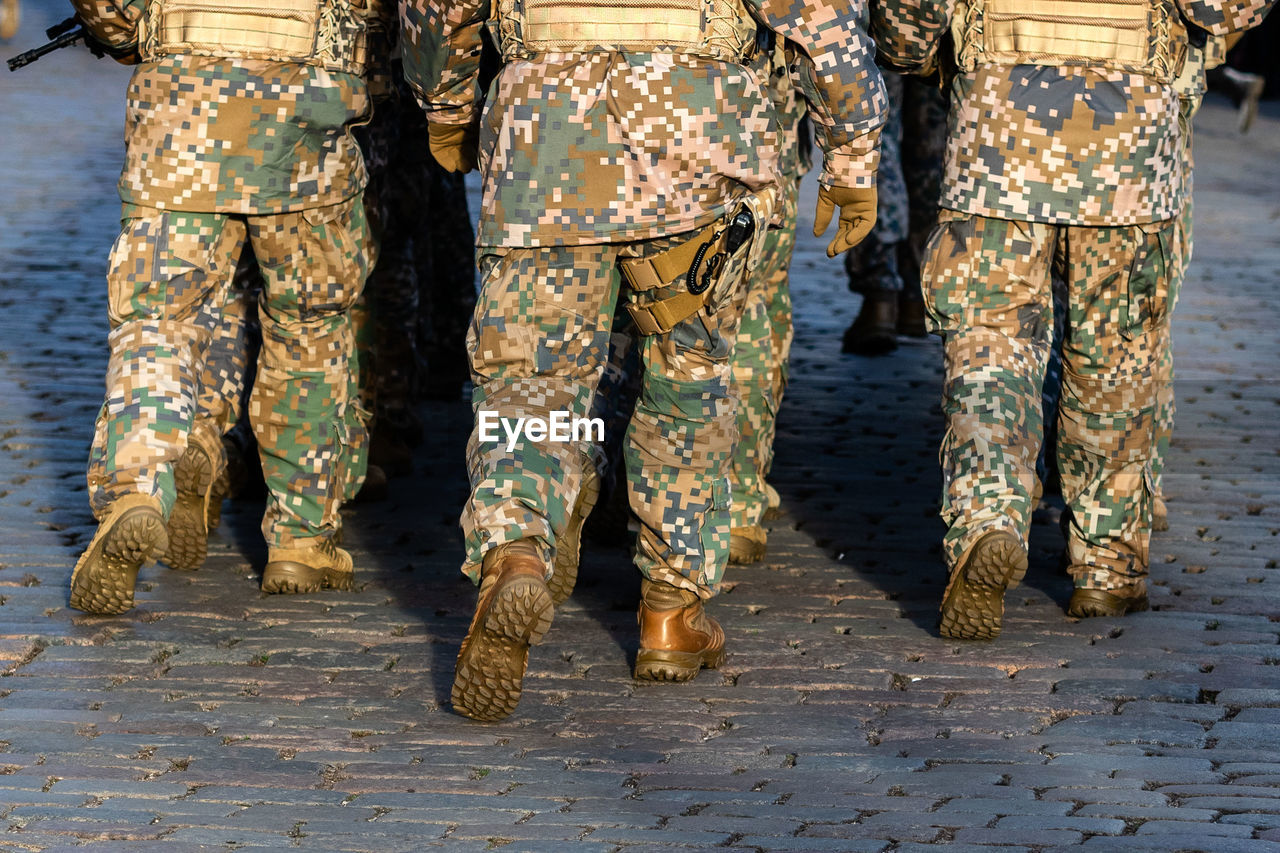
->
[[798, 820, 940, 843], [1074, 804, 1217, 822], [582, 826, 734, 846], [1039, 787, 1169, 806], [734, 837, 888, 851], [1166, 796, 1280, 815], [896, 845, 1031, 853], [996, 813, 1127, 834], [933, 797, 1070, 815], [1136, 820, 1256, 837], [953, 827, 1083, 846], [1065, 835, 1280, 852], [1217, 689, 1280, 708]]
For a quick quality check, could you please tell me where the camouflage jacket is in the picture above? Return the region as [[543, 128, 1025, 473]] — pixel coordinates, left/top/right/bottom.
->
[[875, 0, 1275, 226], [72, 0, 377, 215], [401, 1, 886, 248]]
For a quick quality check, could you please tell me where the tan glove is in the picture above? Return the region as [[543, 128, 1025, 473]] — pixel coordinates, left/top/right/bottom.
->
[[813, 184, 877, 257], [428, 122, 479, 174]]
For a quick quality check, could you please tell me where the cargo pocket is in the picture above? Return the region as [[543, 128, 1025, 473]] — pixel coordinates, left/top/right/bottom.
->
[[698, 476, 733, 588], [1121, 221, 1172, 340]]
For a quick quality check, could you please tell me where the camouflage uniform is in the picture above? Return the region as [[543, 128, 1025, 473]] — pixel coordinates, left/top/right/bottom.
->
[[877, 0, 1274, 619], [402, 0, 887, 598], [585, 44, 807, 548], [75, 0, 373, 557]]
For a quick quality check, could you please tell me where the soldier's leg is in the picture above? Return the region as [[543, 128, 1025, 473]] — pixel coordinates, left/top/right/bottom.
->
[[727, 179, 798, 563], [455, 243, 620, 720], [1058, 220, 1176, 617], [924, 212, 1056, 639], [625, 229, 757, 680], [1149, 197, 1191, 531], [247, 197, 370, 592], [166, 238, 260, 569], [843, 70, 907, 356], [74, 209, 241, 614]]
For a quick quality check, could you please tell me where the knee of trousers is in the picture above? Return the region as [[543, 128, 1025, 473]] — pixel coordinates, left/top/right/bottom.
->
[[1058, 362, 1159, 464]]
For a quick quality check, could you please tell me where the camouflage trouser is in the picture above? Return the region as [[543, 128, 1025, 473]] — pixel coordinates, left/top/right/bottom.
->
[[587, 182, 799, 533], [87, 200, 370, 548], [728, 180, 798, 529], [924, 211, 1179, 591], [1040, 195, 1190, 500], [464, 233, 752, 598], [845, 71, 947, 299], [1150, 195, 1191, 498]]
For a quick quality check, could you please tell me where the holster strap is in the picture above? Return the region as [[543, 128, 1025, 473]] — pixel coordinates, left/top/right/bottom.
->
[[619, 222, 719, 292], [621, 222, 725, 335], [626, 290, 710, 336]]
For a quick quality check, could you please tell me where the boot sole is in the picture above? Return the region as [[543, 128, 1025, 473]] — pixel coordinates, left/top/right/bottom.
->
[[634, 645, 725, 683], [939, 530, 1028, 641], [549, 468, 600, 606], [727, 531, 767, 566], [261, 560, 355, 595], [165, 441, 224, 571], [452, 576, 554, 721], [69, 506, 168, 615], [1067, 588, 1150, 619]]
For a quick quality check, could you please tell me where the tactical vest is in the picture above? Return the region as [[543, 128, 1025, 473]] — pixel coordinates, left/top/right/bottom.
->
[[951, 0, 1187, 83], [138, 0, 370, 76], [495, 0, 758, 63]]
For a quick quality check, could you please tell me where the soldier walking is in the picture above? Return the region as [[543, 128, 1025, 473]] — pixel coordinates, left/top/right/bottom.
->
[[68, 0, 376, 613], [402, 0, 888, 720], [876, 0, 1275, 638]]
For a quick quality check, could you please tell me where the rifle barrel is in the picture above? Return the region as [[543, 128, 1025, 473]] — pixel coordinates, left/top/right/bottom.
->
[[6, 29, 85, 72]]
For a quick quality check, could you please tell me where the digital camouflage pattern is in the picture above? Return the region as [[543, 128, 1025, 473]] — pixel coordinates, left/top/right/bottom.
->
[[401, 0, 886, 248], [923, 212, 1180, 591], [727, 42, 806, 531], [728, 182, 797, 530], [585, 71, 804, 535], [875, 0, 1276, 226], [72, 0, 370, 214], [463, 237, 753, 596], [845, 71, 946, 298], [87, 201, 369, 548]]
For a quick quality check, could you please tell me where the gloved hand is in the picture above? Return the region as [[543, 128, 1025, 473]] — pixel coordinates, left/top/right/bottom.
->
[[813, 184, 877, 257], [428, 122, 480, 174]]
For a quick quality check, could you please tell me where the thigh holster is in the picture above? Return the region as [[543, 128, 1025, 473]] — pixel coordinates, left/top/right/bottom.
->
[[622, 206, 755, 336]]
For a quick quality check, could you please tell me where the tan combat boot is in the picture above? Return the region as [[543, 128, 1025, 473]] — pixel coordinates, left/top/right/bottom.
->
[[728, 524, 767, 565], [938, 529, 1028, 640], [1152, 495, 1169, 532], [70, 494, 169, 615], [1067, 580, 1149, 619], [452, 540, 554, 721], [165, 423, 229, 571], [262, 538, 354, 594], [634, 578, 725, 682], [548, 462, 600, 606]]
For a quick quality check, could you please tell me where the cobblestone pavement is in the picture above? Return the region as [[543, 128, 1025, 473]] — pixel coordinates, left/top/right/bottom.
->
[[2, 4, 1280, 850]]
